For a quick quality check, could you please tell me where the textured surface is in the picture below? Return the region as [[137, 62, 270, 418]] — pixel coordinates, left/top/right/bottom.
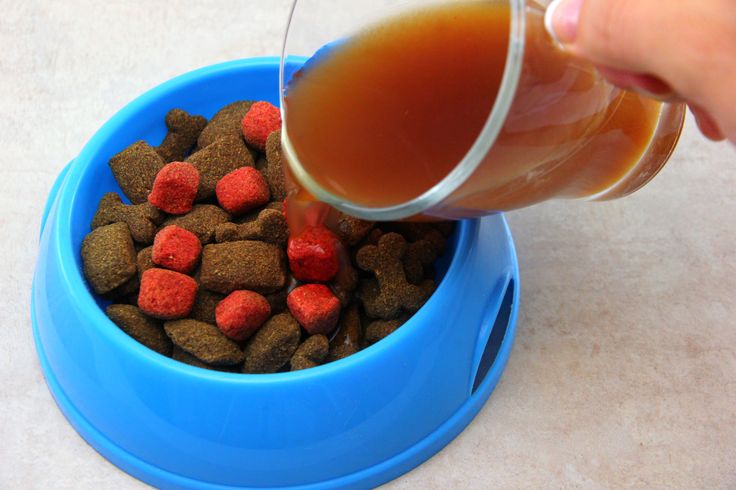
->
[[2, 0, 735, 488]]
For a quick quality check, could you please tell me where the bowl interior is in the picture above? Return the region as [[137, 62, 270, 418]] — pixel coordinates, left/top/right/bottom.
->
[[65, 58, 459, 354]]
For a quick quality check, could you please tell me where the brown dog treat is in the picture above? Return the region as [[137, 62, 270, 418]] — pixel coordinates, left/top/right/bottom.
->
[[136, 246, 155, 280], [81, 222, 137, 294], [263, 130, 287, 200], [215, 208, 288, 245], [170, 346, 236, 371], [364, 317, 405, 346], [106, 304, 171, 356], [264, 288, 288, 314], [110, 274, 140, 298], [290, 335, 329, 371], [197, 101, 254, 149], [330, 248, 358, 307], [403, 239, 439, 285], [109, 141, 166, 204], [161, 204, 230, 244], [155, 109, 207, 163], [356, 233, 433, 319], [327, 304, 361, 362], [91, 192, 164, 244], [242, 313, 301, 374], [381, 223, 446, 254], [164, 319, 244, 366], [335, 214, 375, 246], [200, 240, 286, 294], [190, 289, 225, 325], [186, 135, 254, 201]]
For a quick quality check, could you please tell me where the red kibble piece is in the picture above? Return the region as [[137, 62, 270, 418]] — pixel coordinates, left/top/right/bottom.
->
[[152, 225, 202, 274], [215, 167, 270, 216], [148, 162, 199, 215], [138, 268, 198, 320], [287, 284, 340, 335], [241, 101, 281, 151], [215, 290, 271, 341], [287, 225, 340, 282]]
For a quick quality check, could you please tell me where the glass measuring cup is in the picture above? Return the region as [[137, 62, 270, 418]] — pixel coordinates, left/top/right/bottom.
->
[[280, 0, 686, 220]]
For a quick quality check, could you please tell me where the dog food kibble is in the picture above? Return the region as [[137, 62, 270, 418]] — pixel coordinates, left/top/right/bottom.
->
[[164, 319, 245, 366], [200, 240, 286, 294], [356, 233, 434, 319], [242, 313, 301, 373], [287, 284, 341, 335], [81, 222, 137, 294], [155, 109, 207, 163], [215, 290, 271, 341], [148, 162, 200, 215], [263, 130, 287, 200], [241, 101, 281, 151], [106, 304, 172, 356], [327, 304, 361, 362], [161, 204, 230, 244], [109, 141, 166, 204], [152, 225, 202, 274], [81, 100, 455, 373], [138, 268, 198, 320], [290, 335, 329, 371], [187, 135, 254, 201], [215, 208, 288, 245], [287, 225, 340, 282], [91, 192, 164, 245], [215, 167, 270, 215], [197, 100, 254, 149]]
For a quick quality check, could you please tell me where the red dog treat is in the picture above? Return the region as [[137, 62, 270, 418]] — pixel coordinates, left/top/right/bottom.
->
[[216, 290, 271, 341], [287, 284, 340, 335], [241, 101, 281, 151], [152, 225, 202, 274], [148, 162, 199, 215], [287, 225, 340, 282], [215, 167, 270, 216], [138, 268, 198, 320]]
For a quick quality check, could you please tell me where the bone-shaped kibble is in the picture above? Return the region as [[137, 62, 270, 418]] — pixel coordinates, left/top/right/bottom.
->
[[403, 239, 438, 285], [356, 232, 433, 319], [92, 192, 165, 244], [214, 208, 288, 245], [155, 109, 208, 163]]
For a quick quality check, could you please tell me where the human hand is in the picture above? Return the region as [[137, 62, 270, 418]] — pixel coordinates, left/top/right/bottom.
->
[[546, 0, 736, 142]]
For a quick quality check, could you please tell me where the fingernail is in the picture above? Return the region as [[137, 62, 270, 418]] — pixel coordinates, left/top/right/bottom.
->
[[545, 0, 584, 45]]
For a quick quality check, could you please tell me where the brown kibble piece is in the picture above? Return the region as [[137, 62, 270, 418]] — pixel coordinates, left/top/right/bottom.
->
[[197, 101, 254, 149], [155, 109, 207, 163], [109, 274, 140, 299], [364, 317, 405, 346], [381, 223, 446, 254], [92, 192, 164, 244], [190, 289, 225, 325], [171, 346, 235, 371], [109, 141, 166, 204], [200, 240, 286, 294], [242, 313, 301, 374], [335, 214, 375, 246], [164, 319, 244, 366], [106, 304, 171, 356], [263, 130, 287, 200], [356, 233, 433, 319], [403, 239, 438, 285], [290, 335, 329, 371], [187, 135, 254, 201], [137, 246, 155, 280], [330, 248, 358, 307], [81, 222, 137, 294], [161, 204, 230, 244], [215, 208, 288, 245], [327, 304, 361, 362]]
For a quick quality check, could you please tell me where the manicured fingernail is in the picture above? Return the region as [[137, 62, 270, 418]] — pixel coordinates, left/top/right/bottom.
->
[[545, 0, 584, 45]]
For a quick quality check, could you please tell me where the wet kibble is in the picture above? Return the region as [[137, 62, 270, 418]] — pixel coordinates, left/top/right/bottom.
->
[[290, 335, 329, 371], [364, 317, 406, 346], [327, 304, 362, 362]]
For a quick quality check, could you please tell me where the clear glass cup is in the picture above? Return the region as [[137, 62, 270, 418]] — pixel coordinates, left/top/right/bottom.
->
[[280, 0, 686, 220]]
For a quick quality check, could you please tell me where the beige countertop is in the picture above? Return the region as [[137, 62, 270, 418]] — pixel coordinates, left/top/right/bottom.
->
[[2, 1, 735, 488]]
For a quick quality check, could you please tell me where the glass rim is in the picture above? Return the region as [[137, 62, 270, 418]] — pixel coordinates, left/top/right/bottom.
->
[[279, 0, 528, 220]]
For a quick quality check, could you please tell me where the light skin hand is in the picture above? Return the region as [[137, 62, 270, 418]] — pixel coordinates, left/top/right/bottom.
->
[[547, 0, 736, 142]]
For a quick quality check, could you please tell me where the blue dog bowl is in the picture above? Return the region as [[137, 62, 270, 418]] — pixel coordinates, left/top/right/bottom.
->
[[32, 57, 519, 489]]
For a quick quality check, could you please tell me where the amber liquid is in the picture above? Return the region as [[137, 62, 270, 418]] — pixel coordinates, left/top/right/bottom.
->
[[284, 1, 666, 215]]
